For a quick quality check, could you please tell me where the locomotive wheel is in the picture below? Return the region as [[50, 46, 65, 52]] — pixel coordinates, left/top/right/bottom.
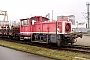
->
[[57, 40, 61, 46]]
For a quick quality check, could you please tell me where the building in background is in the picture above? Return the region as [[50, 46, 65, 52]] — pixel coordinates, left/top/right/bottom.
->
[[57, 15, 75, 25]]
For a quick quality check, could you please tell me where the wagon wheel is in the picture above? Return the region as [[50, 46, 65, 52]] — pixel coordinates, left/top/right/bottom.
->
[[57, 40, 61, 46], [9, 35, 13, 40]]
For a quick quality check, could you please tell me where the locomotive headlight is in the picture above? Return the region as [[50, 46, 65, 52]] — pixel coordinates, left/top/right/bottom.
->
[[72, 29, 75, 33], [72, 29, 74, 31]]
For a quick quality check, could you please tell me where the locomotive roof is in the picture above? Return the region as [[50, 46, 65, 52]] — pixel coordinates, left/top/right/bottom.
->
[[20, 18, 29, 21], [30, 16, 49, 20], [20, 16, 49, 21]]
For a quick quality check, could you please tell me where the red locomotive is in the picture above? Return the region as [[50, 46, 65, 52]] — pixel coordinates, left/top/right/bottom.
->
[[20, 16, 82, 46], [0, 16, 82, 46]]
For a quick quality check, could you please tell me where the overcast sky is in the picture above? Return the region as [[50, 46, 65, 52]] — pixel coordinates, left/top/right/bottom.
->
[[0, 0, 89, 23]]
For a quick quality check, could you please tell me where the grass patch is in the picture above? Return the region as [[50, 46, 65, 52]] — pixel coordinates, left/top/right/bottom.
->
[[0, 40, 90, 60]]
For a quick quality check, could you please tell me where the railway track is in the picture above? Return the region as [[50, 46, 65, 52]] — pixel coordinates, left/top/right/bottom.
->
[[59, 47, 90, 54], [0, 38, 90, 54]]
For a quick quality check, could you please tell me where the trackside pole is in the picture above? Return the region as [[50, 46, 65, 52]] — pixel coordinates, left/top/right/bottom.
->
[[86, 2, 90, 34]]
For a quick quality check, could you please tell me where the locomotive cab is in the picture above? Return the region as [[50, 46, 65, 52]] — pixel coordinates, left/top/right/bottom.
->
[[20, 18, 31, 40]]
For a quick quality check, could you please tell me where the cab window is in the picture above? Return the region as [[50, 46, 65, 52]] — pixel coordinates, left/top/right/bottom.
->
[[22, 19, 28, 26], [32, 18, 37, 22], [42, 18, 49, 22]]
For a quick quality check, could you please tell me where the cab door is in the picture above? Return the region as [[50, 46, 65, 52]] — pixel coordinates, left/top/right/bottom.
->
[[31, 18, 37, 33]]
